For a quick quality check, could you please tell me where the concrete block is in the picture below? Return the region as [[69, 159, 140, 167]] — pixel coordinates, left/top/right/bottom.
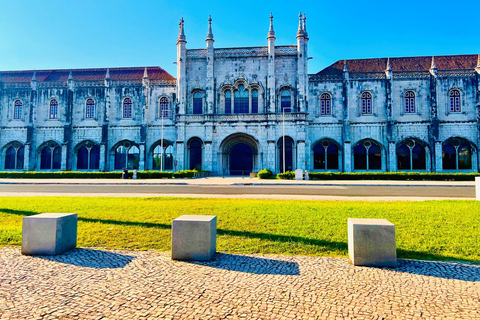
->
[[348, 218, 397, 267], [295, 169, 303, 180], [22, 213, 78, 256], [172, 215, 217, 261], [475, 177, 480, 200]]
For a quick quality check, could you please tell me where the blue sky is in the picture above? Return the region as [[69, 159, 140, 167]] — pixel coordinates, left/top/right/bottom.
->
[[0, 0, 478, 76]]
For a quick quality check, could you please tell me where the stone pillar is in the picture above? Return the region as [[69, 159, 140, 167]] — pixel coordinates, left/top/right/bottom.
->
[[61, 144, 67, 171], [177, 19, 187, 115], [388, 142, 396, 172], [344, 142, 352, 172], [267, 140, 276, 172], [267, 14, 276, 113], [176, 142, 185, 171], [297, 141, 305, 170], [99, 144, 106, 171], [204, 142, 213, 172], [139, 144, 145, 171], [435, 141, 442, 172], [24, 144, 30, 171]]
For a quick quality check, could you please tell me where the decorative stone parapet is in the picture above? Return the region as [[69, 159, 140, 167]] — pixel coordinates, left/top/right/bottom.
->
[[172, 215, 217, 261], [22, 213, 78, 256], [348, 218, 397, 267]]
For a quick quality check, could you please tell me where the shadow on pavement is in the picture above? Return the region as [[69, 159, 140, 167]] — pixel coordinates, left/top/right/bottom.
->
[[33, 248, 136, 269], [190, 253, 300, 275], [394, 259, 480, 282]]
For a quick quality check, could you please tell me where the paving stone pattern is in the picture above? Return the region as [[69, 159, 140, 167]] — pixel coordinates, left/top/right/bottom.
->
[[1, 247, 479, 319]]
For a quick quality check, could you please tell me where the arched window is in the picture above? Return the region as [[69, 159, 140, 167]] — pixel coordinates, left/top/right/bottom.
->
[[354, 140, 382, 170], [233, 85, 249, 114], [443, 138, 472, 170], [361, 92, 372, 114], [5, 145, 24, 170], [193, 92, 203, 114], [49, 99, 58, 119], [224, 90, 232, 114], [278, 137, 294, 173], [320, 93, 332, 115], [159, 97, 169, 117], [281, 89, 292, 113], [85, 98, 95, 119], [251, 89, 258, 114], [397, 139, 426, 170], [123, 98, 133, 118], [404, 91, 415, 114], [14, 100, 23, 120], [189, 138, 203, 170], [77, 142, 100, 170], [40, 143, 61, 170], [313, 140, 339, 170], [128, 146, 140, 169], [114, 142, 139, 170], [153, 143, 174, 171], [449, 89, 461, 112]]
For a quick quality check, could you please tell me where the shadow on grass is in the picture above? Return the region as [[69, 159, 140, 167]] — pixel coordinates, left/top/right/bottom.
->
[[32, 248, 136, 269], [3, 208, 480, 278], [190, 253, 300, 275]]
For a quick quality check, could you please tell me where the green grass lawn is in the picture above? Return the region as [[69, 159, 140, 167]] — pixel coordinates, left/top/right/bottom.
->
[[0, 197, 479, 262]]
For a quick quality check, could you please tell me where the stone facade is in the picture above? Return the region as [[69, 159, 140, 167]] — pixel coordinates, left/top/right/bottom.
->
[[1, 14, 480, 174]]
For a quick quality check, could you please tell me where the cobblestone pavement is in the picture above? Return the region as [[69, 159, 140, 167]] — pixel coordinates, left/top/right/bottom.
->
[[1, 247, 479, 319]]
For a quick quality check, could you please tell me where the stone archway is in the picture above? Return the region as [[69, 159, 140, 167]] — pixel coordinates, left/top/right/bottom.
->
[[220, 133, 259, 176]]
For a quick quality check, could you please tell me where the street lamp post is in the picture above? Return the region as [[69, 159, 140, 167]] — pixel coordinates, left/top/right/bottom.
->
[[160, 107, 164, 171], [282, 107, 292, 173]]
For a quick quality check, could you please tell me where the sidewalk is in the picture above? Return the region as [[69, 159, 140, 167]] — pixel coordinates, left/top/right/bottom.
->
[[0, 177, 474, 187]]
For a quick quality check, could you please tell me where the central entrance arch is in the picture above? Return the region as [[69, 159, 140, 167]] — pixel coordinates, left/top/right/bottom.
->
[[229, 143, 253, 175], [220, 133, 259, 176]]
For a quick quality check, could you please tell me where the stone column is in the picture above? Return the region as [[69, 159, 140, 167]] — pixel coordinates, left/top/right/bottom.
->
[[100, 144, 106, 171], [267, 140, 276, 172], [343, 142, 352, 172], [296, 141, 305, 170], [388, 142, 396, 172], [176, 142, 185, 171], [23, 144, 30, 171], [435, 141, 442, 172], [61, 144, 67, 171], [204, 142, 213, 172], [139, 144, 145, 171]]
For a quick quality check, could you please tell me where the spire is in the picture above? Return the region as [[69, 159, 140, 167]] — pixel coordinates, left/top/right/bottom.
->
[[68, 70, 73, 81], [303, 13, 308, 39], [475, 54, 480, 74], [30, 70, 37, 90], [206, 15, 214, 41], [267, 12, 276, 40], [430, 56, 437, 77], [143, 67, 148, 79], [296, 12, 305, 37], [385, 58, 392, 79], [105, 68, 110, 79], [343, 60, 348, 72], [431, 56, 437, 70], [177, 18, 186, 43]]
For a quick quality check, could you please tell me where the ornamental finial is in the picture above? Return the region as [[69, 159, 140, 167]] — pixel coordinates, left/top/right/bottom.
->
[[267, 13, 276, 40]]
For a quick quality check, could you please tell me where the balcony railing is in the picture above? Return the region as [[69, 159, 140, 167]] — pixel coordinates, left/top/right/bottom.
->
[[176, 113, 307, 123]]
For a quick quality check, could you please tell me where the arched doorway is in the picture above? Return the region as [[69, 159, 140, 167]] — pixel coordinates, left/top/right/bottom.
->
[[229, 143, 253, 175], [220, 133, 259, 176]]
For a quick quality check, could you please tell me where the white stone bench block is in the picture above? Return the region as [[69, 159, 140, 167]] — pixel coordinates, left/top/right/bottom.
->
[[348, 218, 397, 267], [172, 215, 216, 261], [22, 213, 78, 256], [475, 177, 480, 200]]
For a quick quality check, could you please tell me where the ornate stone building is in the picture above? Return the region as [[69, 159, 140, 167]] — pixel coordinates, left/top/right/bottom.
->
[[1, 14, 479, 174]]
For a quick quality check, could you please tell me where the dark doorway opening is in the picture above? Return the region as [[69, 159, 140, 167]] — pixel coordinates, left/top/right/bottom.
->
[[229, 143, 253, 175]]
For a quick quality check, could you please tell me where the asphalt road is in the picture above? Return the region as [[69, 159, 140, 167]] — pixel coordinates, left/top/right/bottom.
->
[[0, 183, 474, 198]]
